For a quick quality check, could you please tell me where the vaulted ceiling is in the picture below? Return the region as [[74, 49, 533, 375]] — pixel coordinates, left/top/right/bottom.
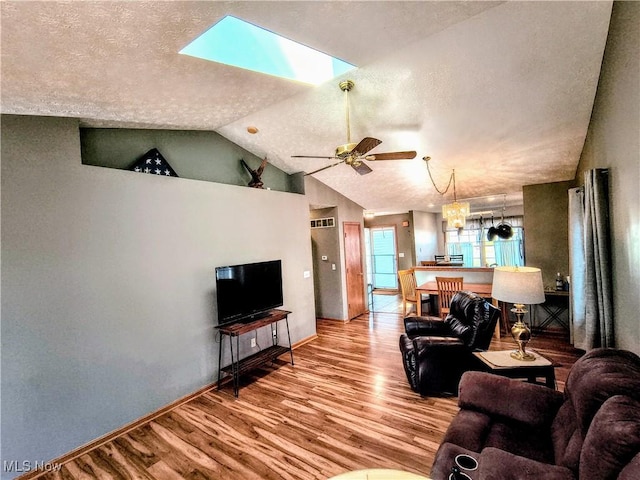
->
[[0, 1, 613, 214]]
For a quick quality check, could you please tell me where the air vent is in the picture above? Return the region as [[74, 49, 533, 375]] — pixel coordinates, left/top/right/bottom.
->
[[310, 217, 335, 229]]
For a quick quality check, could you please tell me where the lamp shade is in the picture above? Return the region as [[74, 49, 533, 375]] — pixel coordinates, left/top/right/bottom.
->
[[491, 266, 545, 305]]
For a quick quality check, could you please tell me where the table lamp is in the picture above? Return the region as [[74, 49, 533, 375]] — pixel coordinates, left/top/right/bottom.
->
[[491, 266, 545, 361]]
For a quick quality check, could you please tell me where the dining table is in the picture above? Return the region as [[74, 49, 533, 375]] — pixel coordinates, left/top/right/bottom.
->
[[415, 280, 500, 327], [415, 280, 508, 338]]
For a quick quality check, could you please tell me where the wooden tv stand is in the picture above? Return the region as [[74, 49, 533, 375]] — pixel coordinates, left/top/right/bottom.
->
[[216, 309, 294, 397]]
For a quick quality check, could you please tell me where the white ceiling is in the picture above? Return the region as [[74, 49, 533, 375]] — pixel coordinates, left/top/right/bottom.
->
[[0, 1, 612, 214]]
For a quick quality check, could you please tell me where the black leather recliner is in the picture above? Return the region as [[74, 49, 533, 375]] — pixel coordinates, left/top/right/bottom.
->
[[399, 290, 501, 396]]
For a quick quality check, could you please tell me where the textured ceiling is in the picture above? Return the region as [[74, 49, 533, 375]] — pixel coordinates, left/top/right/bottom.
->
[[1, 1, 612, 214]]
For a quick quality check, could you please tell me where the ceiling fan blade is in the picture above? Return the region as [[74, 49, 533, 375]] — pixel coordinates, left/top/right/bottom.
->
[[364, 151, 417, 161], [292, 155, 339, 160], [350, 161, 373, 176], [304, 159, 346, 176], [351, 137, 382, 156]]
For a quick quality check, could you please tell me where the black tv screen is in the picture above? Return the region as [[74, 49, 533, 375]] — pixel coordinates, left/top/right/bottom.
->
[[215, 260, 283, 325]]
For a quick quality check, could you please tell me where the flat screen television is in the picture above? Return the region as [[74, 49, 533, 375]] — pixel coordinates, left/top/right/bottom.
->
[[215, 260, 283, 325]]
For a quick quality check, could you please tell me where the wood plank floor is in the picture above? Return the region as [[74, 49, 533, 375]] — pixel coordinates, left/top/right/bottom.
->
[[34, 297, 583, 480]]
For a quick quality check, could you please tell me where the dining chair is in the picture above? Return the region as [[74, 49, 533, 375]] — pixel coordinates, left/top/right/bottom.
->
[[398, 269, 429, 317], [434, 254, 464, 265], [435, 276, 464, 318], [449, 254, 464, 264]]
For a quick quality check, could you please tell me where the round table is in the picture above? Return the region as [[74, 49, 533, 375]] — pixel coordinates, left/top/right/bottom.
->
[[328, 469, 431, 479]]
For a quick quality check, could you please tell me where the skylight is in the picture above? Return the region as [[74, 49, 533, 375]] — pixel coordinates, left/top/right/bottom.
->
[[179, 15, 355, 85]]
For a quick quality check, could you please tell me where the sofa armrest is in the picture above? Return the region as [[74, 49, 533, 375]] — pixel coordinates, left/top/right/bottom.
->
[[412, 336, 467, 366], [404, 316, 450, 338], [413, 335, 466, 351], [478, 447, 576, 480], [619, 452, 640, 480], [458, 371, 564, 428], [412, 337, 469, 396]]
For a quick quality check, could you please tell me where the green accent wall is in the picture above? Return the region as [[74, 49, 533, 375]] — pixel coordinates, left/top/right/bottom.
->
[[523, 180, 573, 289], [80, 127, 301, 194]]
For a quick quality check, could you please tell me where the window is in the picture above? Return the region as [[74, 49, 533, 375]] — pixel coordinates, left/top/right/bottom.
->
[[444, 217, 525, 267], [180, 16, 355, 85], [365, 227, 398, 289]]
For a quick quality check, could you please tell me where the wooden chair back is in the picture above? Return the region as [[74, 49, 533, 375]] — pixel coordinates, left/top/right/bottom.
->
[[436, 276, 464, 318], [434, 254, 464, 264], [398, 269, 418, 317]]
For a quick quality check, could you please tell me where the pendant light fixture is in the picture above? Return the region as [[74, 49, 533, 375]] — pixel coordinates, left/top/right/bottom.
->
[[424, 157, 470, 229]]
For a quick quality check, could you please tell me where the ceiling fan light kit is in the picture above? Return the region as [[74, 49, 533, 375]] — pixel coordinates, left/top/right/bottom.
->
[[292, 80, 417, 176]]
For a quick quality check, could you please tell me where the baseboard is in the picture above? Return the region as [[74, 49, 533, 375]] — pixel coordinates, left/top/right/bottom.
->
[[316, 316, 348, 322], [293, 333, 318, 348], [16, 379, 219, 479], [372, 289, 399, 295], [16, 332, 319, 480]]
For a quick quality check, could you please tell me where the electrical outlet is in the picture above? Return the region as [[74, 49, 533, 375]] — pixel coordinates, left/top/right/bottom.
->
[[250, 338, 257, 348]]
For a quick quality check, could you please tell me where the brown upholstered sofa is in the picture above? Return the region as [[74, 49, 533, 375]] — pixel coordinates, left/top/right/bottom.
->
[[430, 348, 640, 479]]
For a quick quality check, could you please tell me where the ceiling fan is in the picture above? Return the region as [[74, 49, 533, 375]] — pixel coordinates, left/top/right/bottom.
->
[[292, 80, 417, 176]]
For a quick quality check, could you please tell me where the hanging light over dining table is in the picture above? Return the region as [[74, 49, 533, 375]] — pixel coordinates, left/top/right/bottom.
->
[[424, 157, 470, 229]]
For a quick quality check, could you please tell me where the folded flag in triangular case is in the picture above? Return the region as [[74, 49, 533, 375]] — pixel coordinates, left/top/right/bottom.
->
[[130, 148, 178, 177]]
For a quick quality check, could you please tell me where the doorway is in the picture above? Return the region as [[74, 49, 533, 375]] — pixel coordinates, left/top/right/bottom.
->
[[365, 226, 398, 290]]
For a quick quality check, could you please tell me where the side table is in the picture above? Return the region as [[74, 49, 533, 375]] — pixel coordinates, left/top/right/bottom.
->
[[532, 290, 570, 333], [473, 349, 556, 389]]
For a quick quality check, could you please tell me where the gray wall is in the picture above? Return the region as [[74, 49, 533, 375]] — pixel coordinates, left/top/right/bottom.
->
[[523, 181, 573, 289], [305, 176, 365, 320], [574, 1, 639, 354], [310, 207, 341, 319], [410, 210, 439, 266], [1, 115, 316, 475]]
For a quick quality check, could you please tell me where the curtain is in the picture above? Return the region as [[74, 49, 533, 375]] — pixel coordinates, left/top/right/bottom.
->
[[569, 169, 614, 350], [494, 238, 523, 267], [447, 243, 474, 267], [568, 187, 586, 347]]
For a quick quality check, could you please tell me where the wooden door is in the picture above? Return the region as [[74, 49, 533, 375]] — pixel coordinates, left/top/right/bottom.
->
[[344, 222, 366, 319]]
